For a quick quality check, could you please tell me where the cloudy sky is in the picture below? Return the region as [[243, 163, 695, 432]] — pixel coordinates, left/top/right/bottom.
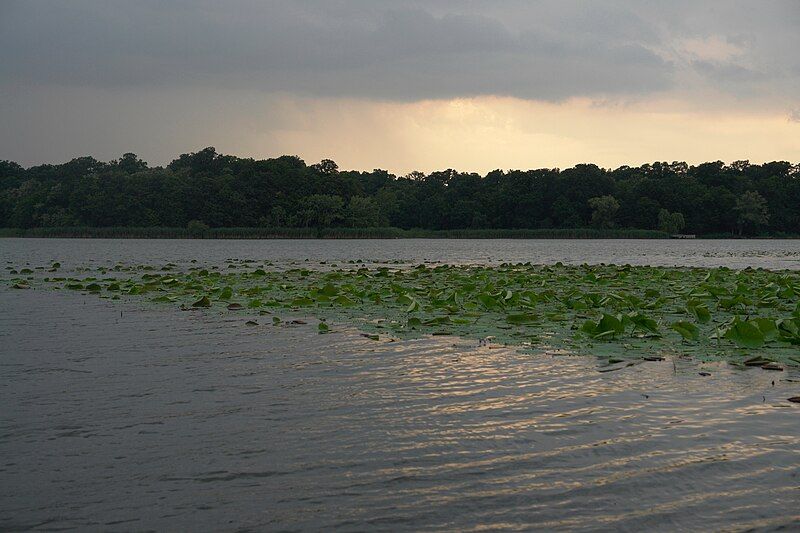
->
[[1, 0, 798, 173]]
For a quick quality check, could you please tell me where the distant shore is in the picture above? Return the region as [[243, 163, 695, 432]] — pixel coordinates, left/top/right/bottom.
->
[[2, 227, 796, 239]]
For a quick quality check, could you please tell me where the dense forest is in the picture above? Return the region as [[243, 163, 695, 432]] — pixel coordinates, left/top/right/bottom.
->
[[1, 147, 798, 236]]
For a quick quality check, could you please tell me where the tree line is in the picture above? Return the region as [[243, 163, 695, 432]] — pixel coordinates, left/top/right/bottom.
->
[[1, 147, 798, 236]]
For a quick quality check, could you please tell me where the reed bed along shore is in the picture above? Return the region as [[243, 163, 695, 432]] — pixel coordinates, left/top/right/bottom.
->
[[0, 226, 671, 239]]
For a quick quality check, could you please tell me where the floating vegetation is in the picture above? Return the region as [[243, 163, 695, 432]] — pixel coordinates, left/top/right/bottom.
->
[[5, 261, 800, 365]]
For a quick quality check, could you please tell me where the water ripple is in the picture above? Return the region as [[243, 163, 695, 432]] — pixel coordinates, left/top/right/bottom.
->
[[1, 289, 799, 531]]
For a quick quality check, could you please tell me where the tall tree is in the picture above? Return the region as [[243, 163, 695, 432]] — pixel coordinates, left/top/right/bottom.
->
[[588, 196, 620, 229], [735, 191, 770, 235]]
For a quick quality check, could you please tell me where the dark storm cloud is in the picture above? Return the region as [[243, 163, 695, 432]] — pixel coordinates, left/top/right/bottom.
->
[[1, 1, 798, 168], [3, 0, 798, 103], [0, 0, 675, 101], [2, 0, 798, 103]]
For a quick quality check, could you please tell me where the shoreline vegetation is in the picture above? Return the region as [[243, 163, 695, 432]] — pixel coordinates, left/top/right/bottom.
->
[[1, 226, 798, 239], [0, 226, 673, 239], [2, 148, 799, 238]]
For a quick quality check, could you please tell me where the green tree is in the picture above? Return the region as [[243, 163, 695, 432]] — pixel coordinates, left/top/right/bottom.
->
[[374, 187, 400, 224], [345, 196, 386, 227], [588, 195, 620, 228], [552, 196, 581, 227], [735, 190, 770, 235], [311, 159, 339, 175], [4, 149, 800, 237], [39, 208, 77, 227], [111, 153, 148, 173], [300, 194, 344, 228], [266, 205, 287, 227], [658, 209, 686, 234], [187, 219, 209, 236]]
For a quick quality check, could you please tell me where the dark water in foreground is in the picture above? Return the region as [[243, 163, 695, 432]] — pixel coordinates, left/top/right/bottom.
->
[[2, 290, 799, 531]]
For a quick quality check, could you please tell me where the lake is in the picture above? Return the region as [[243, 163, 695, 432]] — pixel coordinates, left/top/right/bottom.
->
[[1, 239, 799, 531], [3, 237, 800, 270]]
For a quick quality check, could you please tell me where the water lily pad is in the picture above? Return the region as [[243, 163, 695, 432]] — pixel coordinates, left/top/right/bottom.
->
[[218, 286, 233, 300], [724, 321, 765, 349], [506, 313, 538, 325], [16, 260, 800, 366], [191, 296, 211, 308], [671, 321, 699, 341]]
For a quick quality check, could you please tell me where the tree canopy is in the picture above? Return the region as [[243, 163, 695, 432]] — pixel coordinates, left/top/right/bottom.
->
[[1, 149, 798, 236]]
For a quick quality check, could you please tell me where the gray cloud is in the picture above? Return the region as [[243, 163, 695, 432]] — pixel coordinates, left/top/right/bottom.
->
[[2, 0, 798, 103], [1, 1, 798, 167], [0, 1, 674, 101], [2, 1, 798, 103], [691, 60, 762, 83]]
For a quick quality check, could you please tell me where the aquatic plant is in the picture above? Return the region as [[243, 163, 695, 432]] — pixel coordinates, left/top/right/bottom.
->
[[6, 261, 800, 366]]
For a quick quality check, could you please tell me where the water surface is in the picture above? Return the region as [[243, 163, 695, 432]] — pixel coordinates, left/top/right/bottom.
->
[[2, 239, 800, 530], [1, 290, 799, 531], [3, 237, 800, 270]]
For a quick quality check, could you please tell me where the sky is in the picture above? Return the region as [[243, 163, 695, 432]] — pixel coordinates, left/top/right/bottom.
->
[[1, 0, 799, 174]]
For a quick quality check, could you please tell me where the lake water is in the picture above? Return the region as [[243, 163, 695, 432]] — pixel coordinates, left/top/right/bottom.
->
[[2, 239, 800, 531], [3, 237, 800, 270]]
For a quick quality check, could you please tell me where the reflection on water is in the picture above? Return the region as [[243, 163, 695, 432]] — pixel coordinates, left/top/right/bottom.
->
[[1, 290, 798, 531], [2, 237, 800, 270]]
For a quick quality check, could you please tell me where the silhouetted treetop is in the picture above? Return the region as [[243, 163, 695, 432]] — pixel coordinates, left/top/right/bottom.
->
[[1, 150, 798, 236]]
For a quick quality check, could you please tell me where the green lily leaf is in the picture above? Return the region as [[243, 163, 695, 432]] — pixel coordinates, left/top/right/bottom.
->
[[506, 313, 538, 325], [671, 321, 699, 341], [191, 296, 211, 308], [724, 321, 765, 349]]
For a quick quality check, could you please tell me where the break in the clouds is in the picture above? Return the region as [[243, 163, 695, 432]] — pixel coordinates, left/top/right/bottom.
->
[[0, 0, 798, 170]]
